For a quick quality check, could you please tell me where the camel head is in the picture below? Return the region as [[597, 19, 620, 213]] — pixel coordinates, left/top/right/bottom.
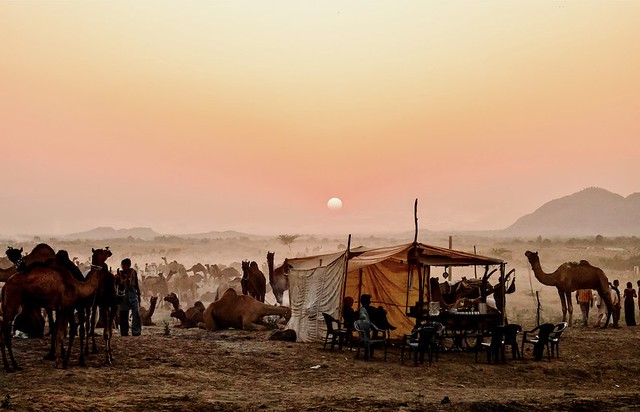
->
[[5, 246, 24, 264], [164, 292, 179, 306], [194, 301, 205, 311], [250, 261, 260, 270], [91, 247, 113, 266], [241, 260, 250, 279], [524, 251, 539, 264]]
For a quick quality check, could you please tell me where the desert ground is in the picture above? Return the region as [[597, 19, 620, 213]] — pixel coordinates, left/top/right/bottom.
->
[[2, 234, 640, 411]]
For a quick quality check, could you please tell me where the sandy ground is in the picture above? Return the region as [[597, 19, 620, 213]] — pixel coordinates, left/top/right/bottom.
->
[[2, 316, 640, 412]]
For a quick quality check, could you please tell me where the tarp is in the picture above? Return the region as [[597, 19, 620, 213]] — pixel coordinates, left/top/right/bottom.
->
[[286, 243, 503, 342]]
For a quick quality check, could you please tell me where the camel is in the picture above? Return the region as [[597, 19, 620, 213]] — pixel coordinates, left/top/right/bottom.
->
[[141, 272, 169, 301], [1, 248, 113, 371], [163, 293, 205, 328], [525, 251, 613, 328], [140, 296, 158, 326], [1, 244, 56, 282], [200, 288, 291, 331], [241, 261, 266, 303], [187, 263, 207, 277], [266, 252, 291, 305]]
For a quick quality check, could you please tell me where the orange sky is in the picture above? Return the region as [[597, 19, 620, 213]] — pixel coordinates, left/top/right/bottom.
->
[[1, 2, 639, 236]]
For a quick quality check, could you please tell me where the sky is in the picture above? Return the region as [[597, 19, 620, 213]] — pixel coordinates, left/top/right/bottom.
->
[[1, 1, 639, 236]]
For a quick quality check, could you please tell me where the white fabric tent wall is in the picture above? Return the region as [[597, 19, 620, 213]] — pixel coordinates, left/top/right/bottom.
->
[[286, 252, 347, 343]]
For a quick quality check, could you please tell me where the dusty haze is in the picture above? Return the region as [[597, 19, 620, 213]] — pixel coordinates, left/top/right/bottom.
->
[[1, 2, 639, 236]]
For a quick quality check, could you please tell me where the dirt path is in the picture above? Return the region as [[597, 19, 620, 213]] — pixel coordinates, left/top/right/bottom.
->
[[2, 325, 640, 411]]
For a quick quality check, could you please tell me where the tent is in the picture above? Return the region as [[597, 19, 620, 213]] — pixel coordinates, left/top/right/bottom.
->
[[286, 242, 505, 342]]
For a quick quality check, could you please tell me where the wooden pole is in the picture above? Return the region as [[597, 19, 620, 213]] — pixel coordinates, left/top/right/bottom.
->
[[473, 245, 478, 279], [413, 199, 419, 244], [500, 263, 506, 325], [339, 234, 352, 316], [448, 235, 453, 282], [357, 268, 363, 312]]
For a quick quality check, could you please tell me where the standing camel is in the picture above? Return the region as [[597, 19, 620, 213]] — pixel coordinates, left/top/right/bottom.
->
[[525, 251, 613, 328], [1, 248, 113, 371], [266, 252, 291, 305], [241, 261, 266, 303], [1, 244, 56, 282]]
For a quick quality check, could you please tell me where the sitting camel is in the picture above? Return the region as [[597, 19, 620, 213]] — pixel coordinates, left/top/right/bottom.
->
[[200, 288, 291, 331], [163, 293, 205, 328], [140, 296, 158, 326]]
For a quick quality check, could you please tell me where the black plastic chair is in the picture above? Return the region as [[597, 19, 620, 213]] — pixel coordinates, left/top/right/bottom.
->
[[321, 313, 350, 351], [401, 326, 438, 366], [521, 323, 555, 361], [475, 326, 506, 364], [504, 324, 523, 360], [549, 322, 568, 358], [354, 320, 388, 361]]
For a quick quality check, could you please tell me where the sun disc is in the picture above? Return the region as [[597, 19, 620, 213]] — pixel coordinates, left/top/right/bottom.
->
[[327, 197, 343, 210]]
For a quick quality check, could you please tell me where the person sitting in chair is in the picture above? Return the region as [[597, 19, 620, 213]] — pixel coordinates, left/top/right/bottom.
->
[[359, 294, 396, 331], [342, 296, 357, 331]]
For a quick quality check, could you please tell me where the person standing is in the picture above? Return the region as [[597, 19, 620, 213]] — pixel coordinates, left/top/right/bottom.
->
[[624, 282, 637, 326], [116, 258, 142, 336], [611, 280, 622, 328], [576, 289, 593, 327]]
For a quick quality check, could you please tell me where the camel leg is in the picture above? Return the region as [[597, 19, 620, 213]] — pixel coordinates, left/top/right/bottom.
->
[[89, 305, 99, 354], [55, 311, 67, 369], [102, 307, 114, 366], [65, 310, 78, 368], [565, 292, 574, 327], [2, 324, 19, 371], [77, 308, 86, 367], [557, 289, 568, 323], [44, 312, 57, 361]]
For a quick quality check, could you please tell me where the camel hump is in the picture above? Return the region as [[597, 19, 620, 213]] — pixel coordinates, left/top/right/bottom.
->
[[579, 259, 592, 266], [55, 250, 86, 280]]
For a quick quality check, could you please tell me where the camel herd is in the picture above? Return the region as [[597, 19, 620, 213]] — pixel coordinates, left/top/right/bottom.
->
[[0, 244, 293, 372]]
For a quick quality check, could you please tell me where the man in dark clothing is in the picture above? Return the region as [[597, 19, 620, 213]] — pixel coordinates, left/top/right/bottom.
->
[[116, 258, 142, 336]]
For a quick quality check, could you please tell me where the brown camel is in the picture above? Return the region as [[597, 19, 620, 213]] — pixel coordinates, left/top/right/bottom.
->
[[1, 244, 56, 282], [141, 273, 169, 300], [163, 293, 205, 328], [266, 252, 291, 306], [241, 261, 266, 303], [525, 250, 613, 328], [1, 248, 113, 371], [200, 288, 291, 331], [187, 263, 207, 277], [140, 296, 158, 326]]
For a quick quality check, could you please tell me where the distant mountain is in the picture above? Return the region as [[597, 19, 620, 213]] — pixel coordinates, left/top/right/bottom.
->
[[505, 187, 640, 237], [64, 227, 161, 240], [171, 230, 269, 240]]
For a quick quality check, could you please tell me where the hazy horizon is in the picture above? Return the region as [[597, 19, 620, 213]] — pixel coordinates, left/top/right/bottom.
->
[[2, 2, 639, 237]]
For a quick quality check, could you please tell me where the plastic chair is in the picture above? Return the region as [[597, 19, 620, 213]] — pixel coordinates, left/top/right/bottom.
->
[[321, 313, 350, 351], [504, 324, 523, 360], [401, 326, 438, 366], [521, 323, 555, 361], [549, 322, 568, 358], [354, 320, 387, 361], [475, 326, 506, 364]]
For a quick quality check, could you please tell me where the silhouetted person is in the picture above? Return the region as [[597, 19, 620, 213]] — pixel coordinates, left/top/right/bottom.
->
[[624, 282, 637, 326], [116, 258, 142, 336]]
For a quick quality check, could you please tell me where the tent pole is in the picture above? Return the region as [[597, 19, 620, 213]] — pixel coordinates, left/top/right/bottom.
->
[[413, 198, 419, 243], [357, 268, 363, 312], [500, 263, 506, 325], [448, 235, 453, 282], [416, 263, 423, 327], [339, 234, 352, 317], [425, 265, 431, 324]]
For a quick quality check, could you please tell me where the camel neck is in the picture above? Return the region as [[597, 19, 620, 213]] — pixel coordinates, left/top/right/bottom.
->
[[267, 260, 274, 282], [529, 258, 556, 286], [74, 267, 102, 298]]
